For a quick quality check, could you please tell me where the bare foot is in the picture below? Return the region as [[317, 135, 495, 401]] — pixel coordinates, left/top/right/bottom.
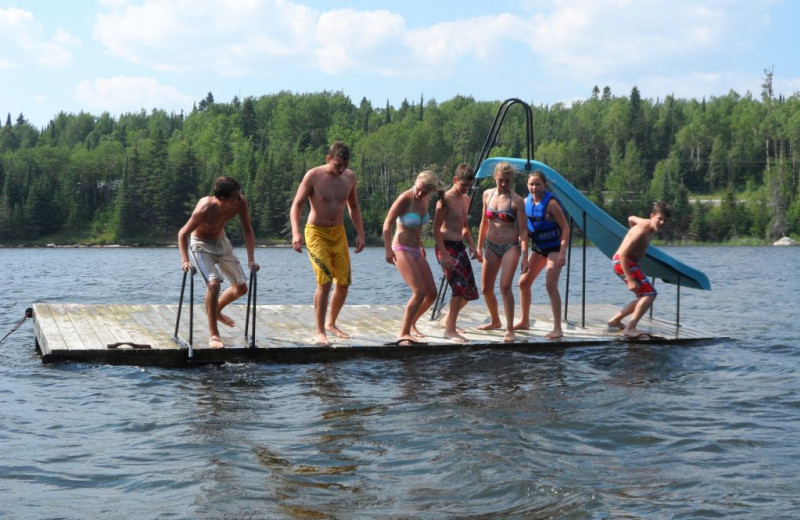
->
[[325, 325, 350, 339], [444, 330, 469, 343], [441, 323, 465, 334], [209, 335, 224, 349], [439, 317, 464, 334], [478, 321, 503, 331], [314, 332, 330, 347], [503, 331, 515, 343], [513, 320, 530, 330], [607, 318, 624, 331], [623, 327, 644, 338], [218, 313, 235, 327], [395, 338, 423, 346], [410, 325, 425, 338], [545, 330, 563, 340]]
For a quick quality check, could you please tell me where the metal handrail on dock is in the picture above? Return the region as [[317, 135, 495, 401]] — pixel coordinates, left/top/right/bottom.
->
[[431, 98, 535, 320], [173, 265, 260, 357], [174, 266, 196, 358], [244, 268, 258, 351]]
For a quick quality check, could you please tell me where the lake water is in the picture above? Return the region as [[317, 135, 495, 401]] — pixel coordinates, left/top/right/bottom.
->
[[1, 246, 798, 519]]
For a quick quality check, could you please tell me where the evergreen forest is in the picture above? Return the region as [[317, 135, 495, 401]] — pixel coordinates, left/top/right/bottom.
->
[[2, 71, 799, 246]]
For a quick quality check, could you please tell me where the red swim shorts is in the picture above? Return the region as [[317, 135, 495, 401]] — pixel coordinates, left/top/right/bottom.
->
[[613, 254, 657, 297]]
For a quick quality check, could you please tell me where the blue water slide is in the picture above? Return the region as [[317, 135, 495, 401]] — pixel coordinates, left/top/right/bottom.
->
[[475, 157, 711, 291]]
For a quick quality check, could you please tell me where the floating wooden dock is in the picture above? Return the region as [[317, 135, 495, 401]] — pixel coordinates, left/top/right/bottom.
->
[[31, 302, 723, 367]]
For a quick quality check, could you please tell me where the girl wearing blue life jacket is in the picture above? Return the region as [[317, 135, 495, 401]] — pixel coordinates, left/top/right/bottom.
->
[[514, 170, 570, 339]]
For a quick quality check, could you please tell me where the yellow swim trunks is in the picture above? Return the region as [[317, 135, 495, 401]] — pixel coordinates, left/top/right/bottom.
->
[[304, 224, 352, 286]]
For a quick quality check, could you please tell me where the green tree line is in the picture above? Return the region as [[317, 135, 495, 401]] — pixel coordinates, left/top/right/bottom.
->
[[2, 74, 799, 246]]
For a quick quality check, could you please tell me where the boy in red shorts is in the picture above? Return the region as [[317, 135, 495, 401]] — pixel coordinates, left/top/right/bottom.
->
[[433, 164, 481, 343], [607, 201, 671, 339]]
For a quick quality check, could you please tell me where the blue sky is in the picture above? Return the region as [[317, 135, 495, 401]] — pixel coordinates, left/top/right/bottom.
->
[[2, 0, 799, 129]]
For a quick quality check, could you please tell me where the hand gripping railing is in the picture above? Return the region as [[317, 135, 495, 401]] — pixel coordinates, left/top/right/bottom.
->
[[431, 98, 535, 320]]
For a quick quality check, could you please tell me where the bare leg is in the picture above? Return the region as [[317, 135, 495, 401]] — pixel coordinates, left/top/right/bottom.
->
[[325, 283, 350, 339], [623, 295, 655, 337], [441, 298, 467, 334], [544, 256, 564, 340], [394, 251, 437, 339], [217, 282, 247, 327], [498, 247, 520, 342], [478, 251, 503, 330], [205, 281, 222, 340], [314, 282, 333, 346], [608, 299, 637, 331], [443, 295, 468, 343], [514, 253, 546, 330], [409, 255, 437, 337]]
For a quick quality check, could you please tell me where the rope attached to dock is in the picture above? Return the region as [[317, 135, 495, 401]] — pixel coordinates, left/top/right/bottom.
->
[[0, 308, 33, 345]]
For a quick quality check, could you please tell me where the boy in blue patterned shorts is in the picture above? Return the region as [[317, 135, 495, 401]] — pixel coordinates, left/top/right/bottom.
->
[[607, 201, 671, 339]]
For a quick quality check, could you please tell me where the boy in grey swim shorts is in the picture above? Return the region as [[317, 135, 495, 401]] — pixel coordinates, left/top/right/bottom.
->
[[178, 176, 259, 349]]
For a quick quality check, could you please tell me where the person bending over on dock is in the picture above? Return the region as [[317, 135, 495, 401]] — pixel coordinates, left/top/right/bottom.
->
[[476, 162, 529, 343], [514, 170, 570, 339], [607, 201, 671, 339], [433, 164, 481, 343], [382, 170, 446, 345], [290, 141, 366, 347], [178, 176, 260, 349]]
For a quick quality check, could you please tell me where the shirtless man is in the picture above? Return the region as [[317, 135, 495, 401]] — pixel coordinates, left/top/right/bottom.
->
[[433, 164, 481, 343], [607, 201, 672, 339], [178, 176, 259, 349], [290, 141, 366, 346]]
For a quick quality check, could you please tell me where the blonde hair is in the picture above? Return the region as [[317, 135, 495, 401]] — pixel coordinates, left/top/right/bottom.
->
[[493, 162, 516, 177], [416, 170, 446, 193]]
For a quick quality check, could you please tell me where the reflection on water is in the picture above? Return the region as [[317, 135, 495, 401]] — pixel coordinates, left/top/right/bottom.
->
[[0, 246, 799, 518]]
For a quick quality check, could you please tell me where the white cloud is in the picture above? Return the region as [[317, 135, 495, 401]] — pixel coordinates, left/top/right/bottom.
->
[[517, 0, 771, 78], [75, 76, 195, 115], [0, 7, 79, 69], [313, 8, 406, 73], [93, 0, 318, 74], [405, 14, 523, 72]]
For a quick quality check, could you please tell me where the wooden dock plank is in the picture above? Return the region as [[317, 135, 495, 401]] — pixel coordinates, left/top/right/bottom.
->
[[31, 303, 724, 367], [47, 304, 90, 351], [32, 303, 66, 355], [75, 304, 120, 348], [89, 304, 137, 348], [102, 304, 168, 350]]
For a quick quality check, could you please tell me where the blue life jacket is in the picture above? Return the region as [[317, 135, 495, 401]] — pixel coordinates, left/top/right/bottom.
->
[[525, 190, 561, 249]]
